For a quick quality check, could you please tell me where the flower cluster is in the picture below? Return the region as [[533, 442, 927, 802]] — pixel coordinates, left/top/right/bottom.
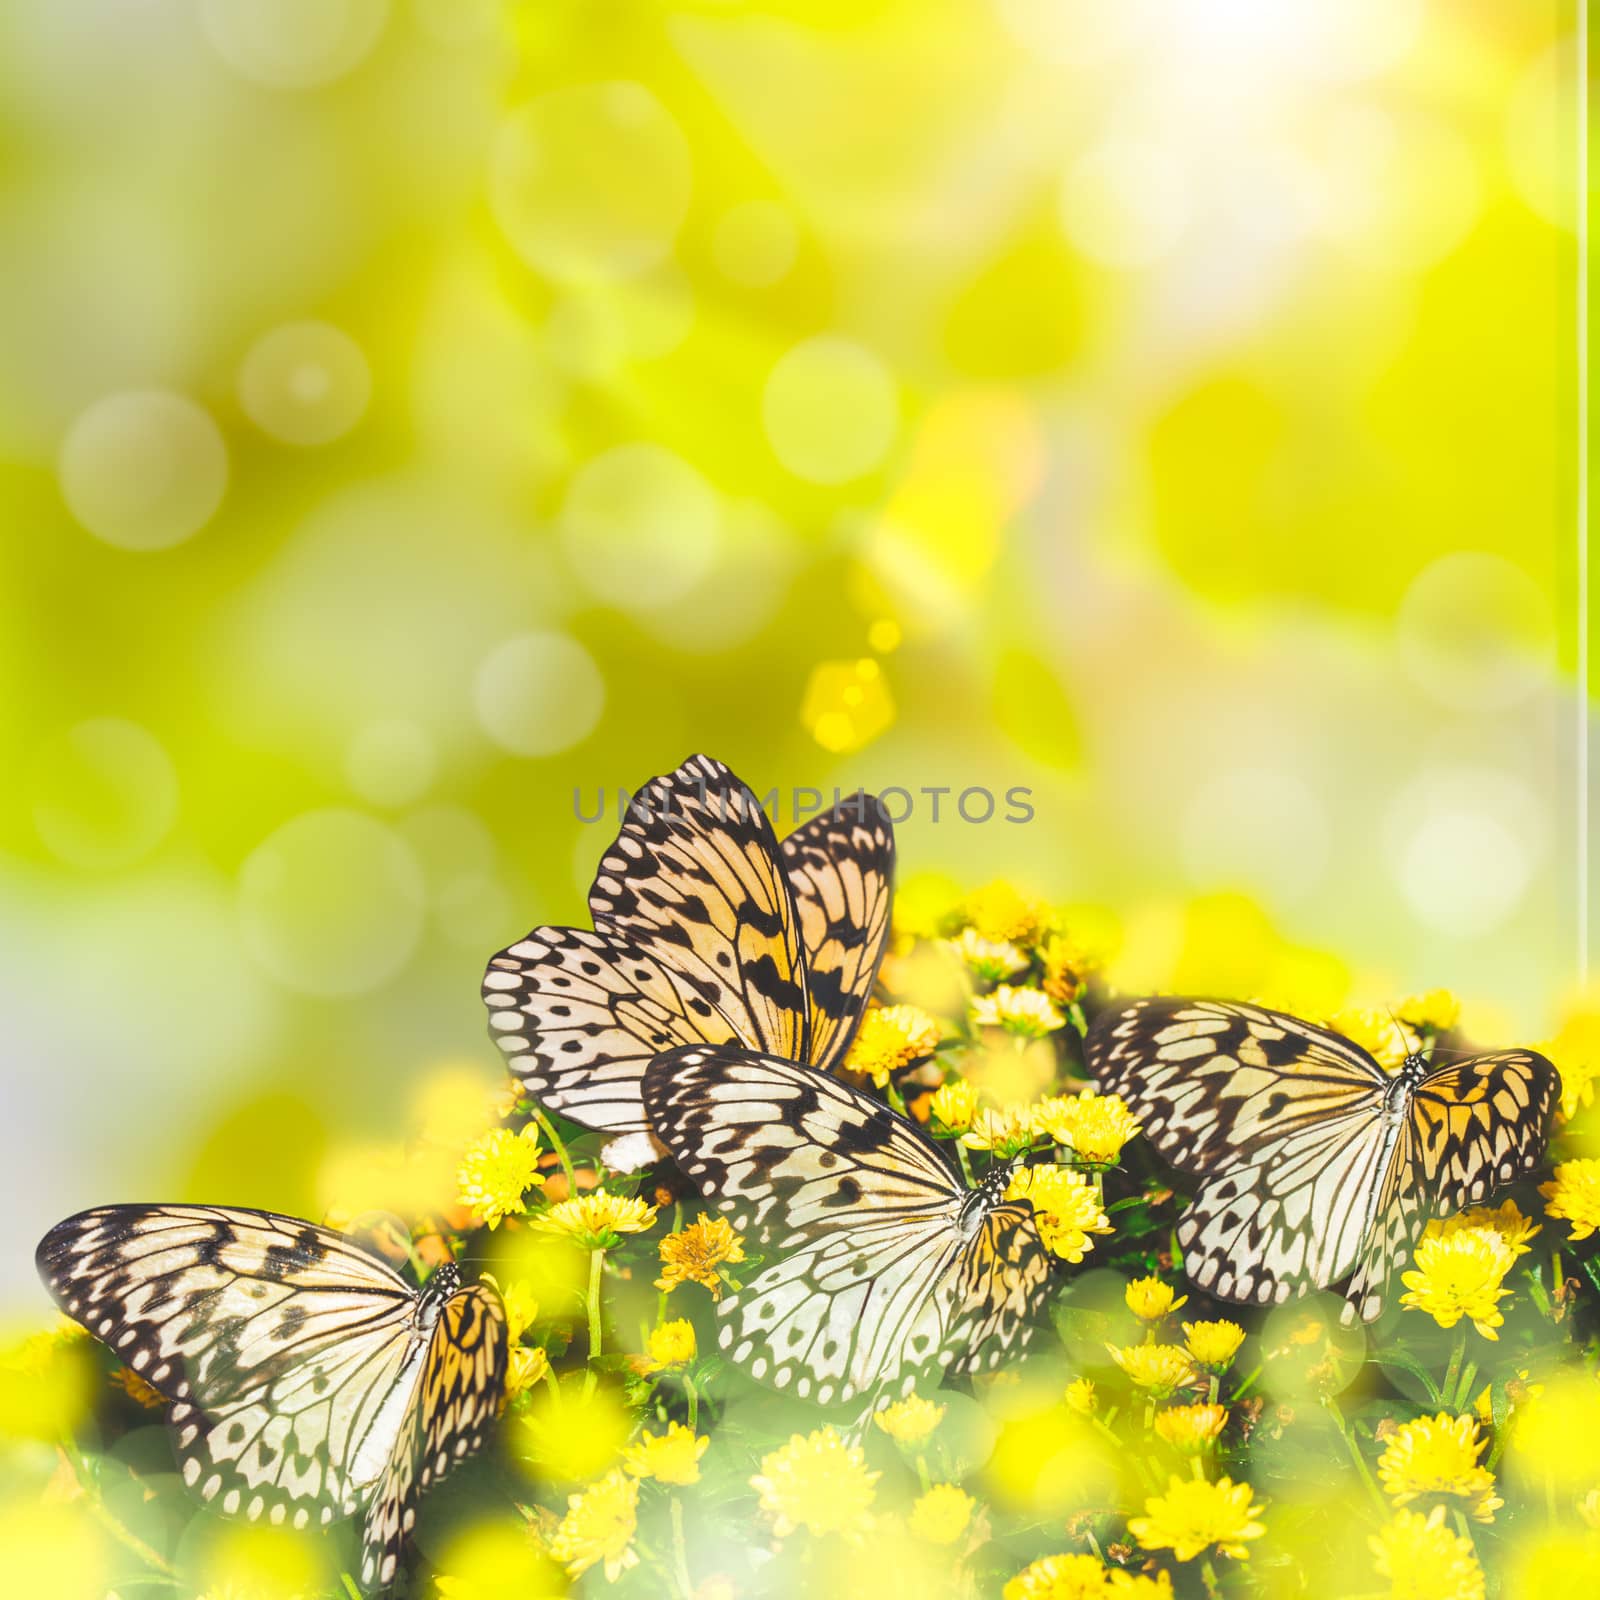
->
[[25, 885, 1600, 1600]]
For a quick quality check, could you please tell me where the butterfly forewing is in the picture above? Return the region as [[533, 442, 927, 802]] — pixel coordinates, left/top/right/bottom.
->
[[779, 800, 895, 1073], [642, 1044, 1052, 1404], [589, 754, 811, 1061]]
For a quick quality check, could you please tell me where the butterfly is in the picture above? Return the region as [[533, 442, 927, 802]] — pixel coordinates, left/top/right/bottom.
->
[[482, 754, 895, 1151], [1084, 998, 1560, 1321], [36, 1205, 507, 1591], [641, 1043, 1053, 1404]]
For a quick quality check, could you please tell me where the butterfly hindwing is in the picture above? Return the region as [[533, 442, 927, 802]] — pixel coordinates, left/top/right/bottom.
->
[[361, 1283, 508, 1590], [779, 799, 895, 1073], [1410, 1050, 1560, 1211], [642, 1044, 1051, 1403]]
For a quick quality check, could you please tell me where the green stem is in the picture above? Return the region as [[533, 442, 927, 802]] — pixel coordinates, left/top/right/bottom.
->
[[1441, 1328, 1467, 1413], [583, 1247, 604, 1397], [1200, 1557, 1222, 1598], [684, 1373, 699, 1434], [670, 1496, 693, 1598], [341, 1576, 363, 1600], [57, 1440, 177, 1580], [1453, 1359, 1479, 1415], [956, 1142, 977, 1186], [1322, 1396, 1387, 1516], [531, 1106, 579, 1196]]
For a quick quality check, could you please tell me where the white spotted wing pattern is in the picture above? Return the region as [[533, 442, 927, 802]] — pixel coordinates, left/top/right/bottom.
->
[[642, 1044, 1052, 1404], [36, 1205, 506, 1591], [483, 755, 894, 1138], [1085, 998, 1559, 1321]]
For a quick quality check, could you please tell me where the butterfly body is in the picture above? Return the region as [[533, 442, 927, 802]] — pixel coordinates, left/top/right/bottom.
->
[[642, 1044, 1052, 1404], [483, 756, 894, 1147], [1085, 998, 1558, 1321], [37, 1205, 507, 1591]]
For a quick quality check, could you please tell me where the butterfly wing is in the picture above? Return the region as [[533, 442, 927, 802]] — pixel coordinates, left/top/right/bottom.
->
[[1410, 1050, 1560, 1209], [37, 1206, 419, 1531], [360, 1283, 508, 1590], [1086, 998, 1388, 1171], [642, 1044, 1050, 1404], [1088, 999, 1400, 1310], [779, 798, 895, 1072], [483, 755, 811, 1134]]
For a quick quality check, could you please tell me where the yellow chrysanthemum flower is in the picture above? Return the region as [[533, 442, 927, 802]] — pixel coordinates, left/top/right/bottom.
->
[[1331, 1009, 1419, 1071], [623, 1422, 709, 1486], [456, 1125, 543, 1229], [1008, 1165, 1113, 1262], [929, 1078, 982, 1133], [1376, 1413, 1501, 1524], [1368, 1507, 1485, 1600], [1397, 990, 1462, 1032], [962, 881, 1054, 946], [549, 1468, 639, 1582], [533, 1192, 659, 1249], [1400, 1227, 1515, 1340], [110, 1365, 166, 1410], [656, 1216, 746, 1299], [845, 1004, 943, 1086], [505, 1343, 551, 1401], [1125, 1276, 1188, 1323], [751, 1426, 879, 1540], [1182, 1320, 1246, 1372], [1432, 1198, 1538, 1258], [962, 1104, 1039, 1157], [1127, 1474, 1265, 1562], [948, 928, 1028, 982], [1106, 1344, 1198, 1399], [1543, 1005, 1600, 1120], [480, 1274, 539, 1344], [971, 985, 1065, 1039], [1003, 1553, 1115, 1599], [1040, 933, 1092, 1006], [908, 1483, 975, 1545], [1063, 1377, 1097, 1415], [1033, 1091, 1142, 1166], [874, 1393, 946, 1445], [643, 1319, 696, 1372], [1541, 1159, 1600, 1241], [1154, 1403, 1227, 1452]]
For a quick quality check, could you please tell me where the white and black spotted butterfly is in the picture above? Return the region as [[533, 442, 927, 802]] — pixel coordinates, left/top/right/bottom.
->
[[641, 1044, 1053, 1404], [482, 754, 894, 1157], [37, 1205, 507, 1591], [1086, 998, 1560, 1321]]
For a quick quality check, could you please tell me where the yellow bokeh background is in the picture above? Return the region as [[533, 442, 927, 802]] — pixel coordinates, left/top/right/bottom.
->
[[0, 0, 1588, 1311]]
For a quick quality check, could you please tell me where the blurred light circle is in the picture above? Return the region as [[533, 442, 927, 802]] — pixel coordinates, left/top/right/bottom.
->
[[396, 804, 498, 899], [473, 632, 605, 757], [546, 271, 695, 379], [560, 443, 719, 611], [1059, 140, 1191, 268], [198, 0, 389, 90], [1397, 807, 1530, 940], [712, 201, 799, 287], [763, 336, 897, 484], [238, 809, 424, 995], [344, 719, 435, 808], [437, 872, 515, 950], [1181, 768, 1330, 905], [1396, 552, 1554, 711], [31, 718, 179, 870], [238, 321, 372, 447], [59, 390, 228, 551], [490, 83, 691, 284], [1506, 43, 1575, 232]]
